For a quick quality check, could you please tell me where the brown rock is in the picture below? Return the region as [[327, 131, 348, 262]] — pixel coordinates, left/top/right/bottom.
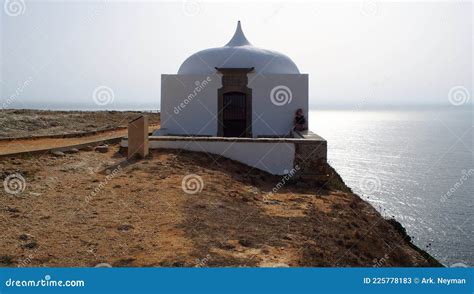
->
[[95, 145, 109, 153], [64, 148, 79, 154], [81, 145, 94, 151], [51, 151, 65, 157], [22, 241, 38, 249], [19, 233, 33, 241]]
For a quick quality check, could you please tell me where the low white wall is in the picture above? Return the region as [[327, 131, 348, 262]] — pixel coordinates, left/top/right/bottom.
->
[[123, 138, 295, 175]]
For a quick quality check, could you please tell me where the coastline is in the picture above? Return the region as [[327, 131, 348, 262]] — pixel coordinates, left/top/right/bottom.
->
[[320, 164, 443, 267]]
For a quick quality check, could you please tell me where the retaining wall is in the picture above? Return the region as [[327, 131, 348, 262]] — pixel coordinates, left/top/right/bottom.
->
[[121, 134, 327, 176]]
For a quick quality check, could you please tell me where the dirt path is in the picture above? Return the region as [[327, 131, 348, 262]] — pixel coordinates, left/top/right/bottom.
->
[[0, 124, 159, 156]]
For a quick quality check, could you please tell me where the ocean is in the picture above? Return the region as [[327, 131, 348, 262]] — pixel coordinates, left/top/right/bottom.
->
[[309, 107, 473, 267]]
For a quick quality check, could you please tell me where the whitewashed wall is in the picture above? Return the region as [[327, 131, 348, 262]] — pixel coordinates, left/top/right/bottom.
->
[[161, 73, 308, 137], [161, 74, 221, 136], [249, 74, 308, 137]]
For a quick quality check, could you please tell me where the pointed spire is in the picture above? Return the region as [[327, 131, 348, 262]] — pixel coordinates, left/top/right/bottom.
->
[[225, 21, 252, 47]]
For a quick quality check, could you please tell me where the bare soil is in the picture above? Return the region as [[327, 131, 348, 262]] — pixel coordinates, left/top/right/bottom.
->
[[0, 145, 440, 267], [0, 110, 160, 138]]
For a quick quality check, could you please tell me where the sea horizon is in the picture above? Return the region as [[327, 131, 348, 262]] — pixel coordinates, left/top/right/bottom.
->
[[1, 104, 471, 112]]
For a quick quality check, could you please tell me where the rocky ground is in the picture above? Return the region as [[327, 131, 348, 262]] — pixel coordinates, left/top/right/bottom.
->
[[0, 145, 440, 267], [0, 110, 160, 138]]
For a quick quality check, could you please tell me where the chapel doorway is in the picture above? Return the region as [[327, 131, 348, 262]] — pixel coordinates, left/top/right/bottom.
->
[[216, 67, 254, 138], [222, 92, 247, 137]]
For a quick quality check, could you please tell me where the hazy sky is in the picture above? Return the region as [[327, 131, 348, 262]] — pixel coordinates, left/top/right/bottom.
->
[[1, 0, 472, 110]]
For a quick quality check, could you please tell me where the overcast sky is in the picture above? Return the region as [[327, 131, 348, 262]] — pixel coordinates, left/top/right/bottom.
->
[[1, 0, 472, 110]]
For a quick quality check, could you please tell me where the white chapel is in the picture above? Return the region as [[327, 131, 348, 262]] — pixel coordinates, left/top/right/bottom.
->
[[159, 21, 309, 138]]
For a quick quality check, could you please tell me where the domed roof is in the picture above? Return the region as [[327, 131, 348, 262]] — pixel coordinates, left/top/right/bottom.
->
[[178, 21, 300, 75]]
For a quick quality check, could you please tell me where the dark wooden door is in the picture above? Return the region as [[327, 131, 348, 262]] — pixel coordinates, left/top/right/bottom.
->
[[223, 92, 247, 137]]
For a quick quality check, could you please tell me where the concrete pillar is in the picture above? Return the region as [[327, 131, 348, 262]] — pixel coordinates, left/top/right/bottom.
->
[[128, 116, 149, 159]]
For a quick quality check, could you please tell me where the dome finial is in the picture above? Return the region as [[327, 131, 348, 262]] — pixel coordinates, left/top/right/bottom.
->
[[225, 21, 251, 47]]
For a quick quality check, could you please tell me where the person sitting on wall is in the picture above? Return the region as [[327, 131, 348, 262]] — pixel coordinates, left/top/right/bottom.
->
[[293, 108, 308, 132]]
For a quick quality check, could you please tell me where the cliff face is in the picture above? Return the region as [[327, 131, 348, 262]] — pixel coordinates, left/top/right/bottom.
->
[[298, 163, 442, 267], [0, 145, 440, 267]]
